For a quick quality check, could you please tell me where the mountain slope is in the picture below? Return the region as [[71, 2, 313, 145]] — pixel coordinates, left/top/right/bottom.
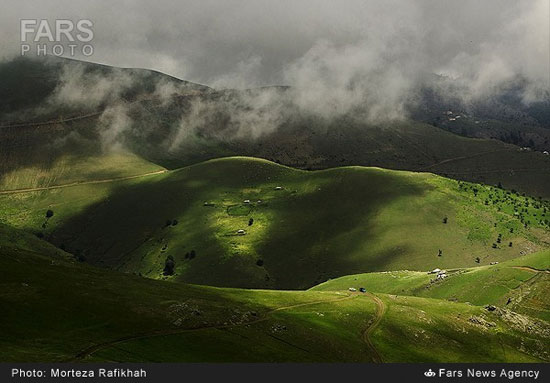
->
[[0, 239, 548, 363], [2, 57, 550, 198], [312, 249, 550, 322], [1, 157, 548, 289]]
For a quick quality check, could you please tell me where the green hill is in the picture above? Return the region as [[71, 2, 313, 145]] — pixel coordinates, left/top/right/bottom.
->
[[312, 250, 550, 322], [1, 157, 548, 289], [0, 150, 165, 192], [2, 57, 550, 199], [0, 236, 548, 363]]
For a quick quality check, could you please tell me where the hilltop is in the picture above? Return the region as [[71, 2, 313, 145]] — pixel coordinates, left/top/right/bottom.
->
[[1, 56, 550, 199], [1, 157, 548, 289]]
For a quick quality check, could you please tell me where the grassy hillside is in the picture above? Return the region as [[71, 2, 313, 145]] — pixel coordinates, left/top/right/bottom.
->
[[0, 150, 165, 191], [1, 240, 548, 363], [312, 250, 550, 321], [1, 157, 548, 289], [2, 57, 550, 199]]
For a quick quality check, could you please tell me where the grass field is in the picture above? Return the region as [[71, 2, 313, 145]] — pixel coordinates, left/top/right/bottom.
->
[[1, 230, 548, 363], [1, 57, 549, 365], [0, 157, 548, 289], [312, 250, 550, 321]]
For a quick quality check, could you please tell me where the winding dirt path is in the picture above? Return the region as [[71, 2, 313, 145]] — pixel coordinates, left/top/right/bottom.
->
[[511, 266, 550, 274], [362, 292, 386, 363], [0, 112, 103, 129], [65, 294, 355, 362], [417, 149, 513, 171], [0, 169, 168, 195]]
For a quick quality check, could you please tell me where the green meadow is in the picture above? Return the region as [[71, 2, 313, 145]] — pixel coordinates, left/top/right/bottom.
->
[[0, 156, 548, 363]]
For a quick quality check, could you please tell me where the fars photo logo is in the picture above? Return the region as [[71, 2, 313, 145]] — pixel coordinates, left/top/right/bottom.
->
[[20, 19, 94, 57], [424, 369, 436, 378]]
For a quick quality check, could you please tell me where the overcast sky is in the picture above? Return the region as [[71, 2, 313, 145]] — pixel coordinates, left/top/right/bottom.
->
[[1, 0, 548, 91]]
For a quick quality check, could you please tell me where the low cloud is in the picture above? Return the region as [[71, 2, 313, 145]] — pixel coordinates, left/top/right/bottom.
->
[[1, 0, 548, 148]]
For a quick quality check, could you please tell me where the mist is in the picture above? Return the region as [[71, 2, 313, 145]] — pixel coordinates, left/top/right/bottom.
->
[[1, 0, 549, 147]]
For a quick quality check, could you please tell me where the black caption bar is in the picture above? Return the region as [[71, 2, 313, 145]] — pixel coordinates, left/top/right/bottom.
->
[[1, 363, 548, 383]]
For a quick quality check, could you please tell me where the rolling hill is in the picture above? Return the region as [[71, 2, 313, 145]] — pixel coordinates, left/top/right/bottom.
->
[[0, 224, 548, 363], [1, 157, 548, 289], [2, 56, 550, 199], [312, 250, 550, 322], [1, 57, 549, 364]]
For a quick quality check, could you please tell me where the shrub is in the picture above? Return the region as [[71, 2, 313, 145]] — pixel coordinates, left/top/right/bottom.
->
[[163, 255, 175, 275], [45, 209, 54, 218]]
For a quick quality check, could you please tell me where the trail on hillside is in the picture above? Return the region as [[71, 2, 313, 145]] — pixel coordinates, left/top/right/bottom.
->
[[0, 111, 103, 129], [418, 149, 514, 171], [0, 170, 168, 195], [362, 292, 386, 363], [0, 92, 202, 130], [65, 294, 356, 362], [511, 266, 550, 274]]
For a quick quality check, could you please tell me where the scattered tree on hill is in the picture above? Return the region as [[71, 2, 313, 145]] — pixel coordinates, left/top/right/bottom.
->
[[256, 259, 264, 266], [45, 209, 54, 219], [165, 219, 172, 227], [475, 257, 480, 263], [189, 250, 196, 259], [442, 217, 448, 224], [248, 218, 254, 226], [172, 219, 178, 226], [438, 249, 442, 257], [492, 243, 498, 249], [509, 242, 513, 247], [163, 255, 175, 275]]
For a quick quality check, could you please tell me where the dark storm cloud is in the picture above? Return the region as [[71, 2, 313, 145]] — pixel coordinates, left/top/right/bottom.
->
[[1, 0, 548, 121]]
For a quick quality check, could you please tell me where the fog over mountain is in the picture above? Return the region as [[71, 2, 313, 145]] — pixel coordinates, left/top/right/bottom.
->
[[1, 1, 548, 92]]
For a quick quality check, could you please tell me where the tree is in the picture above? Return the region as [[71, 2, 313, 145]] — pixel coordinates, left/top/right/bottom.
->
[[248, 218, 254, 226], [442, 217, 448, 224], [256, 259, 264, 266], [189, 250, 196, 259], [45, 209, 54, 218], [475, 257, 480, 263], [163, 255, 175, 276], [438, 249, 442, 257]]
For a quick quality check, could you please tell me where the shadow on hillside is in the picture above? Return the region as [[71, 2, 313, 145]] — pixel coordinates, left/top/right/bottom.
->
[[47, 161, 429, 290]]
